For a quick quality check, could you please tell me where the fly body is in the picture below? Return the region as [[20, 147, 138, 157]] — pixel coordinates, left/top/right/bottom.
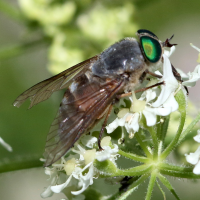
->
[[14, 29, 176, 166]]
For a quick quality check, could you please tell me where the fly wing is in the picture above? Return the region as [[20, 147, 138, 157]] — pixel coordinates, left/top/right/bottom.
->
[[13, 56, 99, 108], [44, 74, 124, 166]]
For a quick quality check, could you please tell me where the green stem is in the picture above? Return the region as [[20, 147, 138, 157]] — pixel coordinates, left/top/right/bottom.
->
[[159, 162, 193, 172], [147, 126, 158, 159], [156, 180, 166, 200], [0, 157, 42, 173], [157, 173, 180, 200], [108, 174, 149, 200], [161, 90, 186, 159], [0, 1, 24, 23], [116, 164, 153, 176], [135, 130, 152, 159], [178, 112, 200, 145], [159, 163, 200, 178], [0, 38, 47, 60], [156, 116, 162, 141], [145, 170, 157, 200], [118, 149, 150, 163], [160, 169, 200, 179], [160, 115, 170, 145]]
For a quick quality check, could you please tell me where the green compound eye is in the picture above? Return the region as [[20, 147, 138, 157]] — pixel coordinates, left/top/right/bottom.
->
[[140, 36, 162, 63]]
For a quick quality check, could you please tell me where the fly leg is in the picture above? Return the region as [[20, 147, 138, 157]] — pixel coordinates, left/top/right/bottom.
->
[[139, 69, 162, 84], [134, 81, 164, 93], [171, 64, 189, 95], [117, 81, 165, 99], [98, 103, 113, 150], [146, 66, 189, 95]]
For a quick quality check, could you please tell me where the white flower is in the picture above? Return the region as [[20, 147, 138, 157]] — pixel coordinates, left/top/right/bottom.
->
[[48, 135, 118, 196], [175, 44, 200, 87], [80, 135, 97, 148], [95, 136, 119, 162], [177, 64, 200, 87], [152, 54, 179, 107], [194, 129, 200, 143], [41, 167, 58, 198], [0, 137, 12, 152], [164, 45, 176, 58], [106, 88, 178, 136], [51, 162, 94, 195], [185, 130, 200, 174]]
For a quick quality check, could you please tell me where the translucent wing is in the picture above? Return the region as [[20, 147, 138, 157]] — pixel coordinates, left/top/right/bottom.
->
[[13, 56, 99, 108], [44, 74, 124, 166]]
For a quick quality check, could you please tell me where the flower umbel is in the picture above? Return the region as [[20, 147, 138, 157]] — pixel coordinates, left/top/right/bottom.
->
[[42, 136, 118, 198], [42, 44, 200, 200]]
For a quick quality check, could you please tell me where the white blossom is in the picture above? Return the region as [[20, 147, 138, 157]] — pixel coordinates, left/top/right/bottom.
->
[[177, 64, 200, 87], [41, 167, 59, 198], [80, 135, 97, 148], [164, 45, 176, 58], [175, 43, 200, 87], [106, 86, 178, 137], [44, 135, 118, 197], [152, 54, 179, 107], [185, 130, 200, 174]]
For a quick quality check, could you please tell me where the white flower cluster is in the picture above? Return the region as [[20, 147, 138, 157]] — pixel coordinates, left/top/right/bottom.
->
[[41, 135, 119, 198]]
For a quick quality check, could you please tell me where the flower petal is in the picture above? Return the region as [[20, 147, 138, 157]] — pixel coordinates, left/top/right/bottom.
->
[[106, 118, 121, 133], [96, 144, 119, 162], [182, 65, 200, 87], [143, 107, 157, 126], [81, 135, 97, 148], [164, 46, 176, 57], [185, 146, 200, 165], [41, 186, 54, 198], [125, 113, 140, 133], [152, 54, 178, 107], [194, 130, 200, 143], [193, 160, 200, 174], [162, 93, 179, 112], [71, 164, 94, 195], [51, 174, 73, 193]]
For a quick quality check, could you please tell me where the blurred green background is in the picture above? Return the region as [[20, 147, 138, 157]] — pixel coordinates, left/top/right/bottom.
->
[[0, 0, 200, 199]]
